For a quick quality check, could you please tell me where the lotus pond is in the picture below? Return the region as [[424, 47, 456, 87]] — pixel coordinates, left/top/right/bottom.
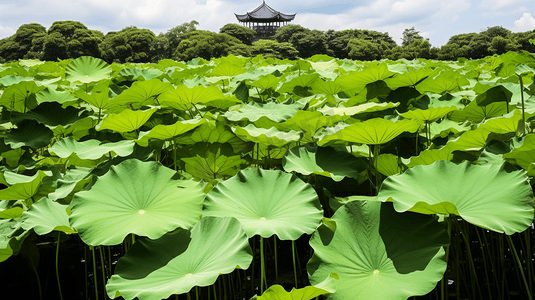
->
[[0, 52, 534, 300]]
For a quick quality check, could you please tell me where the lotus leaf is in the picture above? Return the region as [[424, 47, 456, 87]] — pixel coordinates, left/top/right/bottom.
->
[[308, 201, 448, 300], [0, 201, 24, 219], [49, 137, 135, 160], [3, 120, 54, 149], [116, 67, 163, 81], [282, 146, 367, 181], [224, 101, 304, 125], [250, 74, 280, 91], [0, 218, 30, 262], [504, 133, 535, 172], [275, 111, 345, 143], [232, 124, 301, 148], [319, 102, 399, 117], [377, 160, 534, 234], [318, 118, 420, 146], [406, 149, 453, 167], [181, 143, 245, 182], [160, 85, 225, 111], [70, 159, 205, 245], [416, 70, 469, 94], [336, 64, 397, 94], [0, 81, 44, 112], [21, 197, 76, 235], [0, 170, 49, 201], [96, 108, 157, 133], [110, 79, 173, 109], [36, 87, 78, 106], [65, 56, 112, 83], [106, 216, 252, 300], [252, 273, 337, 299], [401, 106, 457, 122], [203, 168, 322, 240], [136, 119, 205, 147], [475, 85, 513, 106]]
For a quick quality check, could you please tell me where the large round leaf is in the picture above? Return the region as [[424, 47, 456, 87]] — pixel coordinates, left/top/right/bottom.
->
[[308, 201, 448, 300], [65, 56, 112, 83], [377, 160, 534, 234], [203, 168, 322, 240], [21, 197, 76, 235], [70, 159, 205, 245], [106, 216, 252, 300]]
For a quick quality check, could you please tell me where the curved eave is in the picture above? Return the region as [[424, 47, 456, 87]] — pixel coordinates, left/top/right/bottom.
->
[[235, 13, 296, 22]]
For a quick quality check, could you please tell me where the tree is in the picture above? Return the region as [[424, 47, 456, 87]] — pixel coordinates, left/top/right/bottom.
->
[[273, 25, 308, 43], [172, 30, 247, 61], [165, 21, 199, 56], [101, 26, 156, 63], [347, 38, 385, 61], [438, 43, 470, 60], [149, 33, 171, 63], [401, 27, 424, 47], [482, 26, 511, 39], [219, 23, 257, 45], [42, 21, 103, 61], [289, 30, 328, 58], [0, 23, 46, 61], [488, 36, 520, 55], [326, 29, 396, 59], [250, 39, 299, 60]]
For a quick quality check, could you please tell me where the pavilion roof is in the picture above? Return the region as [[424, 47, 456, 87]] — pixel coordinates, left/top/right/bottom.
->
[[235, 1, 296, 22]]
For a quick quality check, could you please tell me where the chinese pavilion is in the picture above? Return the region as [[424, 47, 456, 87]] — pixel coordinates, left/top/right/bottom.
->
[[235, 1, 296, 37]]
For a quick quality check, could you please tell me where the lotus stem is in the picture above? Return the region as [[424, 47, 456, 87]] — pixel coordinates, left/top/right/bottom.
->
[[91, 246, 99, 300], [99, 246, 107, 290], [506, 235, 532, 300], [519, 75, 526, 136], [292, 240, 298, 288], [274, 237, 278, 282], [56, 232, 64, 300], [196, 286, 199, 300], [260, 237, 266, 294]]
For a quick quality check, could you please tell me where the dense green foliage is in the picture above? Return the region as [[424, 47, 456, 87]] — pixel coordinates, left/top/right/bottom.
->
[[0, 51, 534, 300], [2, 20, 535, 63]]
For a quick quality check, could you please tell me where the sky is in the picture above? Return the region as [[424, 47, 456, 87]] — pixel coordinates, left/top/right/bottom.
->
[[0, 0, 534, 47]]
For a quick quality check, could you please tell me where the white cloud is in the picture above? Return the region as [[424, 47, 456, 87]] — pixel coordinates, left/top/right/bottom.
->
[[514, 12, 535, 32], [480, 0, 525, 11], [0, 25, 16, 38]]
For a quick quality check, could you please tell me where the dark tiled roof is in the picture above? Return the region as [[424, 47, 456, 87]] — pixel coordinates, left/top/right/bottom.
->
[[235, 1, 296, 22]]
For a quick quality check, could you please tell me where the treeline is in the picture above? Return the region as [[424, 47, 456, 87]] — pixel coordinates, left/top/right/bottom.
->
[[0, 20, 534, 63]]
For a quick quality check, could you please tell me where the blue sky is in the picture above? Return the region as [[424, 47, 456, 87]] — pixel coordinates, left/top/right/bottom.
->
[[0, 0, 534, 46]]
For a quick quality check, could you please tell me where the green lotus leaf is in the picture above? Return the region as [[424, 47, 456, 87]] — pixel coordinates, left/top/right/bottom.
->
[[70, 159, 205, 245], [277, 74, 320, 94], [224, 101, 304, 124], [175, 121, 247, 152], [449, 99, 508, 123], [96, 108, 157, 133], [477, 111, 522, 134], [0, 218, 30, 263], [310, 59, 339, 72], [21, 197, 76, 235], [36, 87, 78, 106], [75, 84, 114, 111], [3, 120, 53, 149], [319, 102, 399, 117], [504, 133, 535, 171], [336, 64, 397, 94], [308, 201, 448, 300], [203, 95, 242, 110], [282, 146, 367, 181], [401, 106, 457, 122], [276, 111, 345, 143], [384, 68, 439, 90], [209, 62, 247, 77], [427, 119, 468, 139], [475, 85, 512, 106], [442, 128, 491, 152], [318, 118, 421, 146], [0, 75, 34, 87], [0, 201, 24, 219], [65, 56, 112, 84], [377, 160, 534, 234], [416, 70, 469, 94], [0, 80, 44, 112], [136, 119, 205, 147], [49, 137, 135, 160], [110, 79, 173, 109], [232, 124, 301, 147], [160, 85, 225, 111], [181, 143, 246, 183], [253, 273, 337, 300], [250, 74, 280, 90], [203, 168, 322, 240], [47, 167, 93, 203], [311, 80, 342, 96], [115, 67, 163, 81], [406, 149, 454, 168], [0, 170, 50, 201], [106, 216, 252, 300], [376, 153, 404, 176], [10, 102, 88, 129]]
